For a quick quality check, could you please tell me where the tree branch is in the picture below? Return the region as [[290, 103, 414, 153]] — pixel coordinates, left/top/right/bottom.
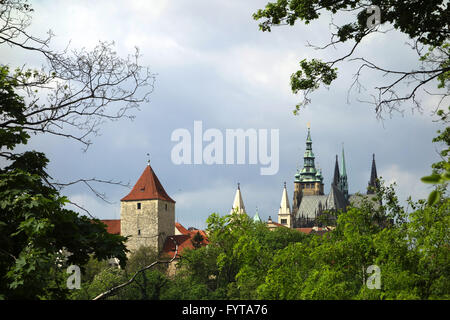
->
[[92, 236, 178, 300]]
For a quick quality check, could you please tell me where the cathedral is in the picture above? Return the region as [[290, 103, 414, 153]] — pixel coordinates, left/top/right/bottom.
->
[[230, 125, 380, 229]]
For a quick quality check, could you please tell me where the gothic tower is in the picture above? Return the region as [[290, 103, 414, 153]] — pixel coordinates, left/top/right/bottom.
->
[[120, 162, 175, 254], [278, 182, 292, 227], [367, 154, 380, 194], [294, 125, 324, 199]]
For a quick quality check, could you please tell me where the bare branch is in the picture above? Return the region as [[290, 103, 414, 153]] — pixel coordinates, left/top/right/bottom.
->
[[53, 178, 131, 204], [92, 236, 179, 300]]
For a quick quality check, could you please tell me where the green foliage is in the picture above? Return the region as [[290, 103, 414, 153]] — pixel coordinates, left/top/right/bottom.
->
[[169, 183, 448, 300], [70, 247, 168, 300], [253, 0, 448, 47], [421, 106, 449, 205], [290, 59, 337, 114], [0, 66, 29, 150], [72, 183, 449, 300], [253, 1, 450, 114], [0, 66, 128, 299]]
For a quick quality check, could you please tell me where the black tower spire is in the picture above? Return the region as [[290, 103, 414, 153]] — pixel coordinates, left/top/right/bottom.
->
[[333, 155, 340, 187], [367, 154, 379, 194]]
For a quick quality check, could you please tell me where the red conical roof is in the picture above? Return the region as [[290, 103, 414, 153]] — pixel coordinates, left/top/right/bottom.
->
[[121, 164, 175, 203]]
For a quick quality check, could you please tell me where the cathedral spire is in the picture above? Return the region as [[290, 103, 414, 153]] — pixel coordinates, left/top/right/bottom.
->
[[231, 183, 246, 214], [339, 144, 349, 200], [367, 154, 379, 194], [341, 143, 347, 177], [333, 155, 340, 187]]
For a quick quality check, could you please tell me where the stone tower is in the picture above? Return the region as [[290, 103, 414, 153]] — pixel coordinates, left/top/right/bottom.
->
[[278, 182, 292, 227], [120, 162, 175, 253]]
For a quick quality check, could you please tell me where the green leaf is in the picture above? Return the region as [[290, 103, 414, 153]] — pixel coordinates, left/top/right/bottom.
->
[[421, 174, 441, 184], [427, 190, 440, 205]]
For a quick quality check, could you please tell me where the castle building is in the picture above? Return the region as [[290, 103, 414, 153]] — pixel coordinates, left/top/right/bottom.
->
[[279, 125, 379, 228], [225, 125, 380, 230]]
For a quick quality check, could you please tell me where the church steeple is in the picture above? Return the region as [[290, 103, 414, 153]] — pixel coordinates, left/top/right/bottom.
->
[[339, 144, 349, 200], [367, 154, 379, 194], [231, 183, 246, 214], [333, 155, 340, 187]]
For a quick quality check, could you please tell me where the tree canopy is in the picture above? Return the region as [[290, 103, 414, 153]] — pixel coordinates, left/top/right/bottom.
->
[[0, 0, 153, 299], [253, 0, 449, 116]]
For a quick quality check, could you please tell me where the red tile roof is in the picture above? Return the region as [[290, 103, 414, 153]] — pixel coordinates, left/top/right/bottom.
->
[[121, 164, 175, 203], [268, 221, 287, 227], [295, 227, 313, 234], [175, 222, 189, 235], [161, 224, 209, 258], [100, 219, 121, 235]]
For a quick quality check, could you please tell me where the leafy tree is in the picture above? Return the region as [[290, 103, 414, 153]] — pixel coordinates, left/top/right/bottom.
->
[[123, 246, 168, 300], [421, 106, 450, 205], [253, 0, 449, 115], [0, 0, 153, 299]]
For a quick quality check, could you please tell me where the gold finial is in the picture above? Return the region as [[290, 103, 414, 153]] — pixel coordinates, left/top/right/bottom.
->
[[307, 121, 310, 129]]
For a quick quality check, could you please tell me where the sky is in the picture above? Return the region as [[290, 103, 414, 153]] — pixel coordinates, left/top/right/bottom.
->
[[1, 0, 445, 229]]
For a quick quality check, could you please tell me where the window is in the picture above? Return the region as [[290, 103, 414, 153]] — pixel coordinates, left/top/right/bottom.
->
[[165, 204, 168, 211], [137, 203, 141, 210], [281, 219, 287, 225], [138, 229, 141, 236]]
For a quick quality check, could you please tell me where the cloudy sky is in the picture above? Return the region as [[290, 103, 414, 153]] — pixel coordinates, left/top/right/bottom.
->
[[2, 0, 445, 228]]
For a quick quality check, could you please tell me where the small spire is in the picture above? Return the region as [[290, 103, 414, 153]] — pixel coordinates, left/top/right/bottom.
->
[[147, 153, 150, 166], [279, 183, 291, 215], [237, 182, 240, 190], [367, 153, 379, 194], [231, 183, 245, 214], [341, 143, 347, 177], [253, 206, 261, 222]]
